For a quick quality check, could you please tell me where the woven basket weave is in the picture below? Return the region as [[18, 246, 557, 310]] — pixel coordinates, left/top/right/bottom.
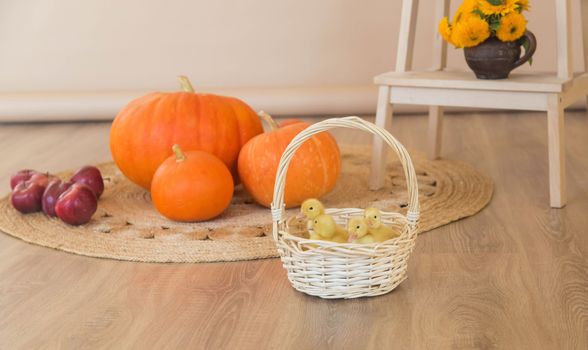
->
[[270, 116, 420, 299]]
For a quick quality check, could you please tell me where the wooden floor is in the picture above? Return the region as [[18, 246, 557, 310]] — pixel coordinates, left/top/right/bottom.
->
[[0, 111, 587, 349]]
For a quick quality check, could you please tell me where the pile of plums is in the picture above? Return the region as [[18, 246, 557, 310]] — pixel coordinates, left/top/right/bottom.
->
[[10, 166, 104, 226]]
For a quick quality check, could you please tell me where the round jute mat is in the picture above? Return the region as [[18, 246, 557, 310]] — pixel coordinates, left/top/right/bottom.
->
[[0, 146, 493, 263]]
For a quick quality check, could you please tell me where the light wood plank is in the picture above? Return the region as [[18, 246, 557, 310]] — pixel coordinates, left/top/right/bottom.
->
[[369, 86, 393, 190], [426, 0, 449, 161], [427, 106, 443, 160], [547, 95, 567, 208], [390, 86, 550, 111], [431, 0, 450, 71], [396, 0, 419, 72], [374, 70, 579, 93], [579, 0, 588, 72], [556, 0, 574, 79], [578, 0, 588, 110]]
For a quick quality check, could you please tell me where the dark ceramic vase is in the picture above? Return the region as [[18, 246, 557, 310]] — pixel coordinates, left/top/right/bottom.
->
[[464, 31, 537, 79]]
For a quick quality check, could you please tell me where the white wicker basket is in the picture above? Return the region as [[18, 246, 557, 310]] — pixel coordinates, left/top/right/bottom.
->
[[270, 116, 420, 299]]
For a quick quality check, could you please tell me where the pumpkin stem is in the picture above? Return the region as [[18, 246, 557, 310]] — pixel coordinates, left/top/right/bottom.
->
[[178, 76, 195, 93], [258, 111, 279, 131], [172, 144, 186, 162]]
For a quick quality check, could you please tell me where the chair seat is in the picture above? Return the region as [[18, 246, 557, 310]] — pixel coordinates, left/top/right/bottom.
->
[[374, 69, 588, 93]]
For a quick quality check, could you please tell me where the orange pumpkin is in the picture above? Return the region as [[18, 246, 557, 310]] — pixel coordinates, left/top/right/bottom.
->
[[278, 119, 305, 128], [151, 145, 234, 222], [110, 76, 263, 189], [238, 112, 340, 208]]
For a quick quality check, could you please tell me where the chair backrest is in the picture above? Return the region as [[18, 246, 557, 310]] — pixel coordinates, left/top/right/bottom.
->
[[395, 0, 580, 79], [557, 0, 573, 78], [395, 0, 419, 72]]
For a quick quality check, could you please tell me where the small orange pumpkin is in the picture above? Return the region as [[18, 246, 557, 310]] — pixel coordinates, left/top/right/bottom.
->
[[278, 119, 305, 128], [238, 112, 340, 208], [110, 76, 263, 190], [151, 145, 234, 222]]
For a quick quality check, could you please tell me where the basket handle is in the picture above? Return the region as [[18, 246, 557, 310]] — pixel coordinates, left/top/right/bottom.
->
[[270, 116, 419, 238]]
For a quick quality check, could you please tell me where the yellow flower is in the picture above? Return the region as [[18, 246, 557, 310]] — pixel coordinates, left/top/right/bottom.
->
[[450, 31, 464, 48], [496, 11, 527, 41], [517, 0, 530, 11], [438, 17, 454, 45], [453, 0, 479, 24], [477, 0, 517, 16], [452, 16, 491, 48]]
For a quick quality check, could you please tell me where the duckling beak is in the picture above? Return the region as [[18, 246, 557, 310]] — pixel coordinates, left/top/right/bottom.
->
[[296, 212, 305, 219], [348, 234, 357, 243]]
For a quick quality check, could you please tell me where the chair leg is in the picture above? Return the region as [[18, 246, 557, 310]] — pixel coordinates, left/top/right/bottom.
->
[[370, 86, 393, 190], [427, 106, 444, 160], [547, 95, 567, 208]]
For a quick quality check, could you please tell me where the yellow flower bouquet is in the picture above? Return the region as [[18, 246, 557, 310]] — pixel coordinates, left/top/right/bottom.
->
[[438, 0, 535, 79]]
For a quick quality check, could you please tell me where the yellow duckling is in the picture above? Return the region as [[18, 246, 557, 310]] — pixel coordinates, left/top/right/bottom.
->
[[347, 217, 376, 244], [298, 198, 325, 230], [288, 217, 310, 239], [364, 207, 401, 242], [310, 214, 349, 243]]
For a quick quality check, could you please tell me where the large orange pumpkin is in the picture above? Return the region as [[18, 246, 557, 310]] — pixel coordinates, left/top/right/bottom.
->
[[238, 112, 340, 208], [110, 76, 263, 189]]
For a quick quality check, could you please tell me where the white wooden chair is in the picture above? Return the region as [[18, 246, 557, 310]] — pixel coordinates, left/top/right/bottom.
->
[[369, 0, 588, 208]]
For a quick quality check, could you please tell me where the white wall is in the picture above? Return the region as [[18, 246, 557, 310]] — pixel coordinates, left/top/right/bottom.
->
[[0, 0, 584, 121]]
